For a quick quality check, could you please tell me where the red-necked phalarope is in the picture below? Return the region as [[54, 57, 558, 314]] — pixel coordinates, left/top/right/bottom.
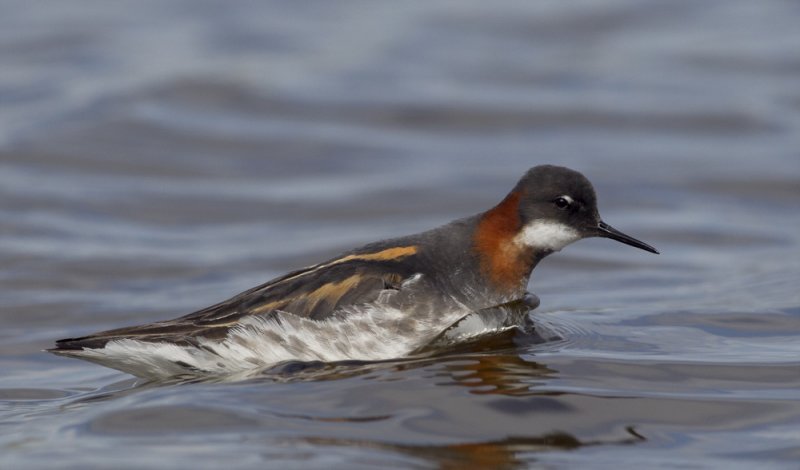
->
[[50, 165, 658, 379]]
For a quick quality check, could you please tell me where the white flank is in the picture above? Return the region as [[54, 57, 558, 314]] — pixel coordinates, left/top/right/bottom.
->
[[514, 220, 580, 252], [75, 305, 460, 379], [69, 274, 500, 379]]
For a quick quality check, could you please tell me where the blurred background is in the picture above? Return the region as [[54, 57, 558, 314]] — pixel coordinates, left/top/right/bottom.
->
[[1, 1, 799, 468]]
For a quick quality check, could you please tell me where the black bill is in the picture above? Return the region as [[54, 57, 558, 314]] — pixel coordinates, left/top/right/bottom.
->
[[597, 221, 659, 254]]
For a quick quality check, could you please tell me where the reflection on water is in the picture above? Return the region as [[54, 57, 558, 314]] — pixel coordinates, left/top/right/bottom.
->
[[430, 351, 557, 397], [294, 430, 644, 470], [2, 0, 800, 468]]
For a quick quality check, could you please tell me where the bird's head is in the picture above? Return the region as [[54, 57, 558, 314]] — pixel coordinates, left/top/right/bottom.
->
[[512, 165, 659, 255]]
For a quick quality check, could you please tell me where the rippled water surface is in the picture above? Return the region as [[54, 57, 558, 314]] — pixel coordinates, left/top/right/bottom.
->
[[2, 1, 800, 468]]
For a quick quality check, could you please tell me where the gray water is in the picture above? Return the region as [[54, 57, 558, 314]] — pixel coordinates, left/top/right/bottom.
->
[[2, 1, 800, 468]]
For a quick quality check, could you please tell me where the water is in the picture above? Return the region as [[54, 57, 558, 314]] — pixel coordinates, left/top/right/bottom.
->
[[1, 1, 799, 468]]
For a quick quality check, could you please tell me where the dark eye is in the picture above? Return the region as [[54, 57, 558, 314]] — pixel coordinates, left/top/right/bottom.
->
[[554, 197, 571, 210]]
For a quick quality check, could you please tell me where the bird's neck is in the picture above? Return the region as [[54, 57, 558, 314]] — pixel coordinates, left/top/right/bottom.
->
[[473, 191, 542, 298]]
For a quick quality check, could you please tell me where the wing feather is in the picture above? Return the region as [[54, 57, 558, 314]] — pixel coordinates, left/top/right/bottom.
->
[[52, 246, 421, 351]]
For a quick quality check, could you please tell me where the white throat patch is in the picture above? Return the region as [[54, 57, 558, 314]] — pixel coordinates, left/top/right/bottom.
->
[[514, 220, 581, 252]]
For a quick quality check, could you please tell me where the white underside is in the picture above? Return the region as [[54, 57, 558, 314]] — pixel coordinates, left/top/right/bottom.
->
[[514, 220, 581, 252], [72, 308, 423, 379], [69, 303, 533, 380]]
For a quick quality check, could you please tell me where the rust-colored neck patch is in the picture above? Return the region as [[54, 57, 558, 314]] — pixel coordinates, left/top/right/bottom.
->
[[474, 191, 533, 293]]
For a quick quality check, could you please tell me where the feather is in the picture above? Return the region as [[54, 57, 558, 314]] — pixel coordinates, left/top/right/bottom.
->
[[51, 245, 421, 351]]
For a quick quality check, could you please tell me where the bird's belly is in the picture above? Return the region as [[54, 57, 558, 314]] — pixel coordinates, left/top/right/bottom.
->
[[77, 301, 472, 379]]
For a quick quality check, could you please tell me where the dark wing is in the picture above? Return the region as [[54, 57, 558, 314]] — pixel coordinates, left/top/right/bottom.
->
[[52, 245, 421, 351]]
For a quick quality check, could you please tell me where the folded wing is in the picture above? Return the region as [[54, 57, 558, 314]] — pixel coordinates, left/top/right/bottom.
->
[[51, 245, 421, 351]]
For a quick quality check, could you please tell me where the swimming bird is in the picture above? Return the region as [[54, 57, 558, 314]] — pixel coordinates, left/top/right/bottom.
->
[[49, 165, 658, 379]]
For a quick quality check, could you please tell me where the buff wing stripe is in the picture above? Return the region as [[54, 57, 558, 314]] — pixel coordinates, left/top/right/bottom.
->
[[269, 245, 418, 287]]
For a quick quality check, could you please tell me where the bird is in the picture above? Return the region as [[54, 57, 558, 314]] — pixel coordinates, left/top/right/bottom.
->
[[49, 165, 658, 379]]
